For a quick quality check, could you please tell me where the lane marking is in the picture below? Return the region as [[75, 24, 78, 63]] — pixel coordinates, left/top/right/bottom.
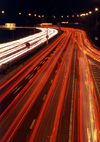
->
[[14, 86, 22, 94], [28, 74, 33, 80], [43, 94, 46, 100], [34, 66, 38, 70], [36, 66, 40, 71], [68, 48, 76, 142], [30, 119, 36, 129], [55, 70, 57, 73], [25, 74, 31, 79], [50, 79, 53, 83], [13, 86, 18, 91]]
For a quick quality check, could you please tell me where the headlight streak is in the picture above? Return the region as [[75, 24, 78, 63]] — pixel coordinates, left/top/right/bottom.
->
[[1, 27, 100, 142], [1, 31, 69, 142], [0, 28, 58, 67], [0, 32, 67, 128]]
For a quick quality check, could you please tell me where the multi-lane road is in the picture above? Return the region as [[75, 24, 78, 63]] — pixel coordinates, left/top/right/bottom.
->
[[0, 27, 100, 142]]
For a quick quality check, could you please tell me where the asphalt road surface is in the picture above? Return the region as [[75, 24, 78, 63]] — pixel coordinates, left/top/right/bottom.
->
[[0, 27, 100, 142]]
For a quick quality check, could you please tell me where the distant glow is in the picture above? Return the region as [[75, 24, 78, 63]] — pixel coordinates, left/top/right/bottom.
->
[[89, 11, 92, 14], [54, 16, 56, 18], [86, 13, 88, 15], [67, 15, 69, 17], [75, 22, 79, 24], [77, 14, 79, 17], [19, 12, 21, 15], [72, 15, 74, 17], [5, 23, 16, 30], [1, 10, 5, 14], [34, 14, 37, 16], [80, 13, 86, 17], [61, 21, 68, 24], [95, 37, 98, 40], [80, 14, 82, 17], [95, 8, 98, 11], [28, 13, 31, 16], [0, 28, 58, 67], [38, 15, 41, 18], [40, 23, 52, 26], [82, 13, 86, 16], [61, 22, 66, 24], [61, 15, 63, 18], [42, 15, 44, 17]]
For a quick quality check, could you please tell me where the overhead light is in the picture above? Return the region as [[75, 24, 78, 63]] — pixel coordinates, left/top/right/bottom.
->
[[89, 11, 92, 14], [95, 8, 98, 11], [34, 14, 37, 16], [38, 15, 41, 18], [1, 10, 5, 14], [82, 13, 86, 16], [86, 13, 88, 15], [28, 13, 31, 16], [19, 12, 21, 15]]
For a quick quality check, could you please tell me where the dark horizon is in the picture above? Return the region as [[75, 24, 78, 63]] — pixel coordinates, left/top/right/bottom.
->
[[0, 0, 100, 16]]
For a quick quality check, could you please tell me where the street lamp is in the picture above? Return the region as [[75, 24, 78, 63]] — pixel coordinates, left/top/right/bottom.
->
[[34, 14, 37, 17], [82, 13, 86, 16], [89, 11, 92, 14], [19, 12, 21, 15], [1, 10, 5, 14], [95, 8, 98, 11], [38, 15, 41, 18], [95, 8, 98, 24], [86, 13, 88, 16], [77, 14, 79, 17], [28, 13, 31, 16]]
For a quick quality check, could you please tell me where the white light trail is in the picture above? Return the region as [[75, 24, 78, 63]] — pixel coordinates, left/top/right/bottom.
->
[[0, 28, 58, 67]]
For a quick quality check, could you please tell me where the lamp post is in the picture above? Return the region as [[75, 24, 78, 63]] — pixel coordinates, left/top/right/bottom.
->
[[95, 8, 98, 23], [28, 13, 32, 34], [1, 10, 5, 14]]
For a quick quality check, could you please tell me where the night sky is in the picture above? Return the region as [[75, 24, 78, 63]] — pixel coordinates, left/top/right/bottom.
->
[[0, 0, 100, 16]]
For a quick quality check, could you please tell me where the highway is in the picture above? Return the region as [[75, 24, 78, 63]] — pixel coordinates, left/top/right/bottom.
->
[[0, 27, 58, 69], [0, 27, 100, 142]]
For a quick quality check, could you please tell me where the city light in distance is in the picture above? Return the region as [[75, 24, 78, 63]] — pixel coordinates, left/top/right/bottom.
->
[[89, 11, 92, 14], [95, 8, 98, 11], [28, 13, 31, 16], [19, 12, 21, 15], [67, 15, 69, 17], [34, 14, 37, 16], [61, 15, 63, 18], [72, 15, 74, 17], [86, 13, 88, 15], [77, 14, 79, 17], [61, 21, 68, 24], [1, 10, 5, 14], [42, 15, 44, 17], [38, 15, 41, 18]]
